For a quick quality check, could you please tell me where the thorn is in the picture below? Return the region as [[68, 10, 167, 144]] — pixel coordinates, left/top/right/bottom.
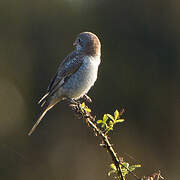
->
[[100, 143, 106, 148]]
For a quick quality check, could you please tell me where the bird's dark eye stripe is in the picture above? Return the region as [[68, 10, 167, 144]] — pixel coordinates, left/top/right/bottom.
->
[[78, 38, 81, 42]]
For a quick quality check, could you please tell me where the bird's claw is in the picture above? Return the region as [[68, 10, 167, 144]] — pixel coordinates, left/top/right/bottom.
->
[[66, 98, 79, 105], [82, 94, 92, 103]]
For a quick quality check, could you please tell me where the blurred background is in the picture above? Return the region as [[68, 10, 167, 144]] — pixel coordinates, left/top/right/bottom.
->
[[0, 0, 179, 179]]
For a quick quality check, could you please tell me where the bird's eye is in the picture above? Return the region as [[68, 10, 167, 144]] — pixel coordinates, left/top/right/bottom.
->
[[78, 38, 81, 43]]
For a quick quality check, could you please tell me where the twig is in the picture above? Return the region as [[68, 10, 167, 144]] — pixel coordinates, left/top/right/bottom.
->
[[86, 115, 124, 179], [141, 170, 165, 180]]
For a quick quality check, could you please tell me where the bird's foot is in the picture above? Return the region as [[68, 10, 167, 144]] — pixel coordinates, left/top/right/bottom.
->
[[66, 98, 79, 105], [82, 94, 92, 103]]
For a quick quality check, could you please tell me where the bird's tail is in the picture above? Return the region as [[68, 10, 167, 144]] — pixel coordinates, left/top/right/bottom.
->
[[28, 99, 58, 136]]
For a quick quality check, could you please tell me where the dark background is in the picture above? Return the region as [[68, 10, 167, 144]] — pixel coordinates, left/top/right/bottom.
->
[[0, 0, 179, 179]]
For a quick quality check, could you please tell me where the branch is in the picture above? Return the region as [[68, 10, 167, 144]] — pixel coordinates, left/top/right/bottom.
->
[[68, 100, 133, 180], [68, 100, 164, 180]]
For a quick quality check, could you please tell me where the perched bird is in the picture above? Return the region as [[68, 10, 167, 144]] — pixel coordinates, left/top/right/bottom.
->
[[28, 32, 101, 135]]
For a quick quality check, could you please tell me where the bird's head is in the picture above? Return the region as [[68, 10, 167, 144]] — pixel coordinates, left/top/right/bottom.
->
[[73, 32, 101, 57]]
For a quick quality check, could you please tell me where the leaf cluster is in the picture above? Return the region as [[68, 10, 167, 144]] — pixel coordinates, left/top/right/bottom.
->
[[97, 110, 124, 135], [80, 102, 91, 113], [108, 162, 141, 179]]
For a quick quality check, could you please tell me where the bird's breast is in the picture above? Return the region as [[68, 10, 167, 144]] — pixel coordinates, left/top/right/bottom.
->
[[61, 55, 100, 99]]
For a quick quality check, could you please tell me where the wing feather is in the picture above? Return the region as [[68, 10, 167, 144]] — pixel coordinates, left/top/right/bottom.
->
[[39, 51, 83, 104]]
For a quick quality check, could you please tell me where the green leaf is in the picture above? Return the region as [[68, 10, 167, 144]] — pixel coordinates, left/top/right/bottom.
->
[[84, 108, 91, 112], [109, 127, 113, 130], [121, 162, 129, 168], [121, 163, 141, 177], [107, 114, 114, 121], [97, 120, 102, 124], [108, 162, 141, 179], [114, 110, 119, 120], [110, 163, 116, 170], [101, 124, 105, 128], [116, 119, 125, 123], [128, 164, 141, 172], [108, 169, 116, 176], [81, 102, 85, 108], [103, 114, 108, 123]]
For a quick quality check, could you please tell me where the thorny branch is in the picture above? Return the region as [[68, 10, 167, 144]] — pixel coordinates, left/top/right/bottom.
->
[[69, 100, 124, 180], [68, 99, 164, 180]]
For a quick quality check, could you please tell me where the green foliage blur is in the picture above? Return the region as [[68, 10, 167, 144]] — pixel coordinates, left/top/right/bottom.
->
[[0, 0, 179, 179]]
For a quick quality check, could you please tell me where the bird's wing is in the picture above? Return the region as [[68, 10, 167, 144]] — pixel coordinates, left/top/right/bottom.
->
[[39, 51, 83, 104], [48, 51, 83, 95]]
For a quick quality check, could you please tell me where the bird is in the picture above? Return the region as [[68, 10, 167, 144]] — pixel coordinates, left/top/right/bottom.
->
[[28, 32, 101, 136]]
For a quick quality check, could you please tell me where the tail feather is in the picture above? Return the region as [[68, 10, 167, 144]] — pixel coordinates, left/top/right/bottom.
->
[[38, 93, 49, 105], [28, 100, 58, 136]]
